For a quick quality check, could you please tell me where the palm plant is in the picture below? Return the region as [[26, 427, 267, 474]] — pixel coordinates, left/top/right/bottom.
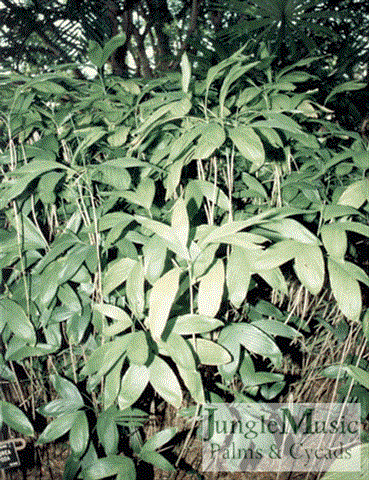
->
[[210, 0, 365, 65], [0, 0, 124, 71], [0, 0, 205, 77]]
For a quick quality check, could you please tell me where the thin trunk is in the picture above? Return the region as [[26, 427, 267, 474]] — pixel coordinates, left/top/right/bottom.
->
[[132, 24, 153, 77], [145, 0, 173, 71], [178, 0, 201, 57]]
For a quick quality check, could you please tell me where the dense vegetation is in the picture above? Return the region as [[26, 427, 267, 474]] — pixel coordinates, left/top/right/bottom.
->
[[1, 1, 369, 479]]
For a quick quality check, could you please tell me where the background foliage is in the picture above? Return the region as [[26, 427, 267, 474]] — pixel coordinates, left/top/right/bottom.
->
[[1, 2, 369, 478]]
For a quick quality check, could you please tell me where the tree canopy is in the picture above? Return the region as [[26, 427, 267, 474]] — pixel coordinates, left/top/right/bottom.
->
[[0, 1, 368, 76], [0, 0, 368, 127]]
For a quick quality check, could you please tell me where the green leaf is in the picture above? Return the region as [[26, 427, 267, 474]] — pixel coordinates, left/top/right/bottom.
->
[[88, 40, 103, 67], [171, 314, 223, 335], [251, 240, 298, 270], [191, 243, 219, 279], [0, 175, 36, 208], [96, 164, 131, 190], [135, 103, 175, 135], [66, 310, 91, 345], [205, 56, 239, 100], [63, 453, 81, 480], [95, 304, 133, 334], [177, 366, 205, 403], [165, 158, 185, 199], [251, 319, 301, 339], [97, 335, 131, 377], [228, 126, 265, 171], [294, 244, 325, 295], [83, 455, 136, 480], [0, 298, 36, 345], [171, 198, 189, 252], [52, 375, 84, 407], [101, 34, 126, 66], [138, 451, 175, 472], [39, 399, 80, 417], [241, 172, 268, 199], [32, 81, 67, 95], [353, 151, 369, 170], [327, 258, 362, 320], [227, 246, 251, 308], [148, 268, 181, 341], [219, 62, 259, 116], [103, 258, 136, 296], [198, 259, 224, 317], [69, 411, 89, 456], [320, 443, 369, 480], [258, 268, 288, 294], [37, 412, 79, 444], [10, 159, 68, 177], [345, 365, 369, 390], [126, 259, 145, 319], [58, 244, 92, 284], [96, 408, 119, 455], [193, 123, 226, 159], [149, 356, 182, 408], [262, 219, 320, 244], [135, 216, 189, 259], [196, 213, 277, 248], [230, 324, 282, 362], [239, 357, 283, 387], [73, 127, 106, 154], [337, 222, 369, 239], [322, 205, 361, 221], [7, 213, 47, 250], [188, 338, 232, 365], [180, 52, 191, 94], [141, 427, 177, 453], [185, 179, 230, 211], [107, 126, 130, 147], [218, 331, 241, 380], [104, 359, 124, 409], [143, 236, 167, 284], [80, 343, 112, 376], [325, 81, 366, 104], [0, 401, 34, 436], [126, 332, 149, 365], [363, 309, 369, 343], [162, 334, 196, 370], [251, 113, 302, 134], [118, 365, 149, 410], [33, 233, 78, 273], [337, 179, 369, 209], [321, 224, 347, 260], [121, 177, 155, 210]]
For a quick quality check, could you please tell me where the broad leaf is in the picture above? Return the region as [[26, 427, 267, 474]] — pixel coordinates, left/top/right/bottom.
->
[[0, 298, 36, 345], [228, 125, 265, 171], [188, 338, 232, 365], [141, 427, 177, 453], [171, 314, 223, 335], [227, 246, 251, 307], [37, 412, 79, 444], [0, 402, 34, 436], [294, 244, 325, 295], [69, 411, 89, 456], [149, 357, 182, 408], [198, 259, 224, 317], [327, 258, 362, 320], [118, 365, 149, 410], [148, 268, 180, 340]]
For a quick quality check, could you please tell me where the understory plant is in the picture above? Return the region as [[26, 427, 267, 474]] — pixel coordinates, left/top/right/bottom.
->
[[0, 45, 369, 478]]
